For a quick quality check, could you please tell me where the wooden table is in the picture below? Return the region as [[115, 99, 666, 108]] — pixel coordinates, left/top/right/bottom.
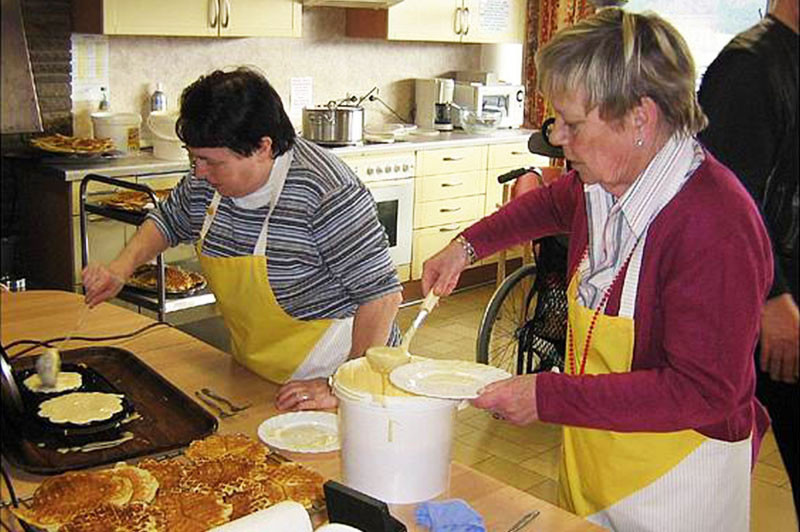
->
[[0, 290, 603, 531]]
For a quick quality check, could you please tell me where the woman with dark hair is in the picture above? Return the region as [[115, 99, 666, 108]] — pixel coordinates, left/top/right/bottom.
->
[[423, 8, 772, 531], [83, 67, 402, 411]]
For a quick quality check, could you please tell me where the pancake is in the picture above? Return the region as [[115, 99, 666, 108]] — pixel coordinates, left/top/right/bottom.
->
[[153, 490, 232, 531], [10, 471, 133, 529], [38, 392, 125, 425], [137, 458, 187, 493], [224, 478, 287, 520], [184, 433, 270, 464], [180, 457, 255, 496], [264, 463, 325, 510], [58, 502, 165, 532], [112, 463, 159, 503], [23, 371, 82, 393]]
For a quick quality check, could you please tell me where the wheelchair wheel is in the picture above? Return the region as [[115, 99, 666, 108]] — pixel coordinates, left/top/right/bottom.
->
[[476, 264, 539, 375]]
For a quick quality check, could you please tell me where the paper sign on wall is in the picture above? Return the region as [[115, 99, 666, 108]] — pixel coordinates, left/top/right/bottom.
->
[[479, 0, 510, 33]]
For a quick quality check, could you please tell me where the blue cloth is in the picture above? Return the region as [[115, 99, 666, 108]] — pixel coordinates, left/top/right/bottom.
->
[[415, 499, 486, 532]]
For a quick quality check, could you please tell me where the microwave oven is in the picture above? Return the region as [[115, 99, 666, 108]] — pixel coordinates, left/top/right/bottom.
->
[[453, 82, 525, 129]]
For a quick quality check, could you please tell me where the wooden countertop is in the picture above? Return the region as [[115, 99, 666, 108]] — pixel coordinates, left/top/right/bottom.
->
[[0, 290, 603, 532]]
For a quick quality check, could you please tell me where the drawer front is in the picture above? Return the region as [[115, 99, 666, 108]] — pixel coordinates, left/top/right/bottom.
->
[[417, 145, 487, 176], [488, 142, 550, 169], [70, 176, 136, 216], [414, 195, 484, 229], [411, 220, 476, 279], [415, 170, 485, 202]]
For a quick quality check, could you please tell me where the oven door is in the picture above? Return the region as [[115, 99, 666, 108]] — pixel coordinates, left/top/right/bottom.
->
[[365, 178, 414, 267]]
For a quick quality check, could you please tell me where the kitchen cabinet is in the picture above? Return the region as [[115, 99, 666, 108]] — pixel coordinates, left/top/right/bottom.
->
[[345, 0, 525, 43], [411, 145, 487, 279], [485, 141, 549, 216], [72, 0, 302, 38]]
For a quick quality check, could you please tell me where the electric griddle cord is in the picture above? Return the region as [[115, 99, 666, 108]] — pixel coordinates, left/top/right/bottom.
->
[[1, 321, 173, 358], [0, 460, 36, 532]]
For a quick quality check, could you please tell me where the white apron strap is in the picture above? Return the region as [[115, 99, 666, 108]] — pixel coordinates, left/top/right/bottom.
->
[[254, 149, 293, 256], [199, 192, 223, 241]]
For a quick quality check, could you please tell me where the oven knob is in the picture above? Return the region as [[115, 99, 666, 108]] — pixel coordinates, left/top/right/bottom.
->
[[376, 167, 383, 174], [384, 165, 392, 173], [366, 167, 374, 175], [402, 164, 410, 172], [394, 165, 401, 172]]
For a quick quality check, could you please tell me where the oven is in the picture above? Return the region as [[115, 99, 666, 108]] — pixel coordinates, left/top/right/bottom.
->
[[340, 152, 415, 268]]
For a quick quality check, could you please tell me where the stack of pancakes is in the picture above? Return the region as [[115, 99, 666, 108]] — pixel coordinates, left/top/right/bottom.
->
[[127, 264, 206, 294], [11, 433, 326, 531], [100, 189, 172, 211]]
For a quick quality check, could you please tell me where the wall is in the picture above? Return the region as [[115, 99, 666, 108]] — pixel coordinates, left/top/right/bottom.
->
[[79, 7, 482, 135]]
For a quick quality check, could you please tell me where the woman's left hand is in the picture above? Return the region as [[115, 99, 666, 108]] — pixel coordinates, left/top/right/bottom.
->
[[275, 378, 338, 411], [471, 374, 539, 425]]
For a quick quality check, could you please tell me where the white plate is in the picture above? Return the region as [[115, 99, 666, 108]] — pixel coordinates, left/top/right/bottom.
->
[[389, 360, 512, 400], [257, 412, 339, 453]]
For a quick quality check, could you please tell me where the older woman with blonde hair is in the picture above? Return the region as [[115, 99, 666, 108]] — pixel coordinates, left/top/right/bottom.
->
[[422, 7, 773, 531]]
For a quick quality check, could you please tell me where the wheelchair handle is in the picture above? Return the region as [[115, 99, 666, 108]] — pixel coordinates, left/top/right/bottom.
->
[[497, 166, 541, 184]]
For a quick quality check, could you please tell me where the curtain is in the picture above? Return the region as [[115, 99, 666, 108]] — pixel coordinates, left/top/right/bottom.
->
[[523, 0, 595, 128]]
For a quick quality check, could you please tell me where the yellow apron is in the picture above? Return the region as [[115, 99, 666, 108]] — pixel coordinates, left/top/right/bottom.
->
[[195, 153, 342, 384], [559, 242, 751, 531]]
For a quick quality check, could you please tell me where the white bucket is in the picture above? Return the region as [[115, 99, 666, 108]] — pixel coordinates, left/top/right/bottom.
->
[[332, 357, 458, 504], [147, 111, 187, 161], [91, 112, 141, 153]]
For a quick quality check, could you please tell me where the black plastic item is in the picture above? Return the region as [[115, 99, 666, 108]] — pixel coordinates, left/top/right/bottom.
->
[[324, 480, 407, 532], [528, 117, 564, 159]]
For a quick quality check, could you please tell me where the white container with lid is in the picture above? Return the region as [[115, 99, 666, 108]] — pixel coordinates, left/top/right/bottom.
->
[[331, 357, 458, 504], [91, 112, 141, 153], [147, 111, 187, 161]]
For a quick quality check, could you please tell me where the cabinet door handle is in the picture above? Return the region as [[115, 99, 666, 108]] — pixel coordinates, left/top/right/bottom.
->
[[442, 156, 464, 162], [209, 0, 219, 28], [511, 151, 527, 155], [439, 207, 462, 213], [440, 182, 463, 187], [222, 0, 230, 28], [439, 224, 461, 232], [454, 7, 462, 35], [462, 7, 470, 36]]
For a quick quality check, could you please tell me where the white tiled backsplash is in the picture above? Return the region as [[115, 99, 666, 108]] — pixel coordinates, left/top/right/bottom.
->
[[73, 8, 482, 138]]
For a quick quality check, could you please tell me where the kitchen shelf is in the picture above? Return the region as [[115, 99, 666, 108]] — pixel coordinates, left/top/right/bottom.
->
[[79, 173, 215, 321]]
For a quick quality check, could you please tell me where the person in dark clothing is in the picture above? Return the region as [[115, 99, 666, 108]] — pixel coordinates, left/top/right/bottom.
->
[[698, 0, 799, 517]]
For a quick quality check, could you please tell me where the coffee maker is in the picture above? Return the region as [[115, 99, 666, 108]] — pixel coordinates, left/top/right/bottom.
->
[[415, 78, 455, 131]]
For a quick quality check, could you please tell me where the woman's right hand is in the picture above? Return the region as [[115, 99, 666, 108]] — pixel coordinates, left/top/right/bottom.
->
[[421, 240, 469, 297], [82, 262, 129, 307]]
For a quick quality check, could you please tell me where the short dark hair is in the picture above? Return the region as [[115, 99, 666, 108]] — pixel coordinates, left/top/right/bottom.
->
[[177, 66, 296, 157]]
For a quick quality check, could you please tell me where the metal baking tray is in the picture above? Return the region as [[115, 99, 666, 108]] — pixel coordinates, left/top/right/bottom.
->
[[1, 346, 217, 475]]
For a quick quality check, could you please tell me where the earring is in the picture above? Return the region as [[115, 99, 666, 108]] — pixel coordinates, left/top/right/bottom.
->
[[635, 137, 644, 147]]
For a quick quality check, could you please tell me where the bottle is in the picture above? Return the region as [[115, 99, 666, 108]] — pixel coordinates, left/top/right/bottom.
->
[[150, 83, 167, 113], [98, 87, 109, 111]]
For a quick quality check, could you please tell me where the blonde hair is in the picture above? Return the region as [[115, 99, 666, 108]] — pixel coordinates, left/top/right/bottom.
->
[[535, 7, 707, 135]]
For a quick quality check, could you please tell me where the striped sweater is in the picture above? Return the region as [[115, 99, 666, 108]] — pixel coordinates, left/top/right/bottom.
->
[[148, 137, 401, 340]]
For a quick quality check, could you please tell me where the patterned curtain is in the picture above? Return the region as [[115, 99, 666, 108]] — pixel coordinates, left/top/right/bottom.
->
[[523, 0, 595, 128]]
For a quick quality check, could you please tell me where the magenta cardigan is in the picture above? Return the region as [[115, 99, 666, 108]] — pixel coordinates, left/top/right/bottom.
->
[[464, 150, 772, 445]]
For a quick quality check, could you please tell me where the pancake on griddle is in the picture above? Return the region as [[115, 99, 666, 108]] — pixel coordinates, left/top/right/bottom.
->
[[23, 371, 82, 393], [10, 471, 133, 529], [153, 490, 232, 531], [112, 463, 159, 503], [184, 432, 270, 463], [58, 502, 165, 532], [37, 391, 125, 425]]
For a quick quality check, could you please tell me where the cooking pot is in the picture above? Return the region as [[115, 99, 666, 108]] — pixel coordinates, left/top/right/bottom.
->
[[302, 103, 364, 146]]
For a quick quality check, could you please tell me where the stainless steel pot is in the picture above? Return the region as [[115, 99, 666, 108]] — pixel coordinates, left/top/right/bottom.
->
[[302, 104, 364, 146]]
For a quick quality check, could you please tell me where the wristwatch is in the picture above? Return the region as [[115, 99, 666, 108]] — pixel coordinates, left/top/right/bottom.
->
[[453, 234, 478, 265]]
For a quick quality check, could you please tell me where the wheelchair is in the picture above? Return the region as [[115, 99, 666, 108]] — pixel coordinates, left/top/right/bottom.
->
[[475, 121, 569, 375]]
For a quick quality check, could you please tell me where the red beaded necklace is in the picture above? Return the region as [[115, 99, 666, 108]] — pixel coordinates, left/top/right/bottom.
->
[[567, 243, 640, 376]]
